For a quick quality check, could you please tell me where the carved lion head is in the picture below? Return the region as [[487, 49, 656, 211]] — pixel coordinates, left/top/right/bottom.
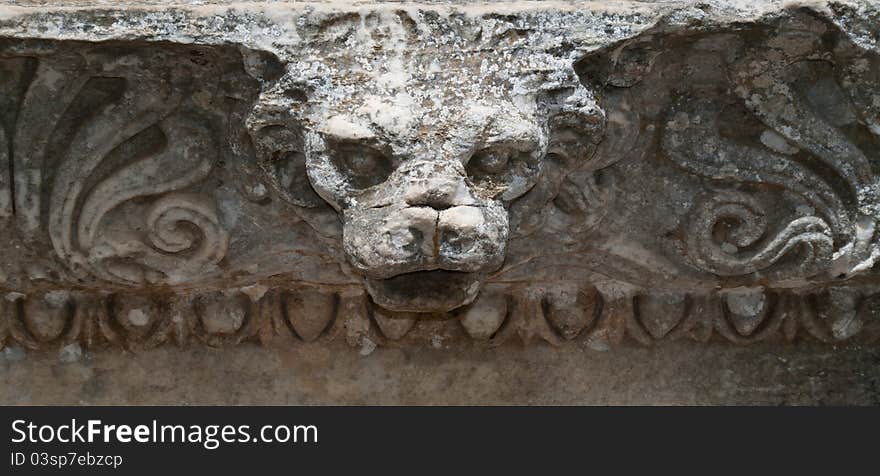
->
[[248, 12, 603, 313]]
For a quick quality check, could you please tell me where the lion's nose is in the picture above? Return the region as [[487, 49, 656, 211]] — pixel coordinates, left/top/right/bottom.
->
[[404, 178, 474, 210], [438, 206, 484, 256]]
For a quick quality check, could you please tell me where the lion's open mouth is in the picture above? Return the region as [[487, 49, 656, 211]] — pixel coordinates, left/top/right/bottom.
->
[[365, 270, 484, 313]]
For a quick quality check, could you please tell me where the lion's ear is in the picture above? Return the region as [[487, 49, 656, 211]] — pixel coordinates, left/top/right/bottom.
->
[[509, 86, 607, 237], [546, 86, 606, 169], [244, 72, 343, 238], [261, 147, 330, 210]]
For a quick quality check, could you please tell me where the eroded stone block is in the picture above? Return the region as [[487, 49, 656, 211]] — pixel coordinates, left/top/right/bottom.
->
[[0, 1, 879, 353]]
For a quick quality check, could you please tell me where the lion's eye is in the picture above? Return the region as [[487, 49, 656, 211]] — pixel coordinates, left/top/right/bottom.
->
[[466, 146, 540, 199], [344, 150, 382, 175], [332, 145, 393, 189], [468, 149, 511, 176]]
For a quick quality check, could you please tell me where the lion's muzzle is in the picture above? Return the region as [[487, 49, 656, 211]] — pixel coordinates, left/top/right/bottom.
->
[[342, 162, 508, 312]]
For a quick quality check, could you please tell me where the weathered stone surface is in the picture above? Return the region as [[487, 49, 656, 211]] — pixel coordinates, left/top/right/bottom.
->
[[2, 341, 879, 405], [0, 0, 879, 365]]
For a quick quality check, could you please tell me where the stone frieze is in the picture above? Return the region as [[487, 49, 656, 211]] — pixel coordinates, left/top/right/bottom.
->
[[1, 1, 880, 351]]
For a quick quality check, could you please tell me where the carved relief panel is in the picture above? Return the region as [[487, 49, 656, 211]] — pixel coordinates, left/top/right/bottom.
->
[[0, 5, 879, 351]]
